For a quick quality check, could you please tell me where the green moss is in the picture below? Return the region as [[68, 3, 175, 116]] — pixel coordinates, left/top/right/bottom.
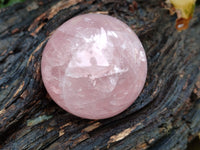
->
[[27, 115, 53, 126], [0, 0, 25, 8]]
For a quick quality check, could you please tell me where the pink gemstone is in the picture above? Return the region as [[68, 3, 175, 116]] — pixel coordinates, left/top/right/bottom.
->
[[41, 14, 147, 119]]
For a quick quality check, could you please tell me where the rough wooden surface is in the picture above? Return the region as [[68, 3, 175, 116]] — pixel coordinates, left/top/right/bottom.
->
[[0, 0, 200, 149]]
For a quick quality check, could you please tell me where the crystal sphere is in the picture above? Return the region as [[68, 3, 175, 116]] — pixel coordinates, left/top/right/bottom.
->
[[41, 14, 147, 119]]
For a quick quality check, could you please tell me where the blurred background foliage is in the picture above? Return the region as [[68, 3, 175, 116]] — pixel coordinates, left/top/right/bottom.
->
[[0, 0, 25, 8], [187, 137, 200, 150]]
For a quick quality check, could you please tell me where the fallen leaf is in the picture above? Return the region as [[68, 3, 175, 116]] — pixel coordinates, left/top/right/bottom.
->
[[165, 0, 196, 31]]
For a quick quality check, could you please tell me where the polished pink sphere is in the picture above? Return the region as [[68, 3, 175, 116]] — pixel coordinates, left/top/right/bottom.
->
[[41, 14, 147, 119]]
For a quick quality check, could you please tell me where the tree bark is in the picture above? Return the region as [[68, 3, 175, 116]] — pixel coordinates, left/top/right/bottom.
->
[[0, 0, 200, 149]]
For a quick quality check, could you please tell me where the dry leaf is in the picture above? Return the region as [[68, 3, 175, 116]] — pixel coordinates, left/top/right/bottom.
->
[[165, 0, 196, 31]]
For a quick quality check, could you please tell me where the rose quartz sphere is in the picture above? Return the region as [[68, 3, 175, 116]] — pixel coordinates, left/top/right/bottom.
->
[[41, 14, 147, 119]]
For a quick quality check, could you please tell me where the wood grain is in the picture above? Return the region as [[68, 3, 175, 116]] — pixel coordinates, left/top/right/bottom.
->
[[0, 0, 199, 149]]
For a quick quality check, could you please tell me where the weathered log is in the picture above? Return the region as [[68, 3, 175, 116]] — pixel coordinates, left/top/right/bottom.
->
[[0, 0, 199, 149]]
